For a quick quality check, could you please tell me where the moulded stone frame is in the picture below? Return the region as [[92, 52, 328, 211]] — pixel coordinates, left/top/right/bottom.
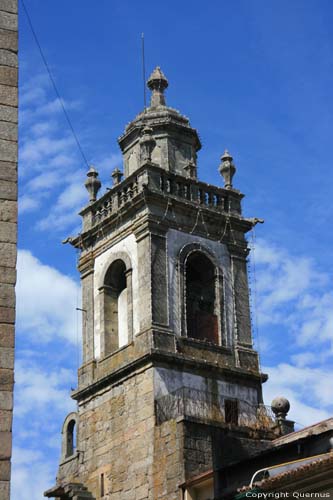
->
[[178, 242, 226, 346], [98, 251, 133, 358], [61, 411, 78, 462]]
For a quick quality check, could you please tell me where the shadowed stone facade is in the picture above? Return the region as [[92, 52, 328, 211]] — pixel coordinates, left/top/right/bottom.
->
[[0, 1, 18, 499], [46, 68, 276, 500]]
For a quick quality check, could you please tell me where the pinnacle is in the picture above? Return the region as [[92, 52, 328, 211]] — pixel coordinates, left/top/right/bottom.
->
[[147, 66, 169, 90]]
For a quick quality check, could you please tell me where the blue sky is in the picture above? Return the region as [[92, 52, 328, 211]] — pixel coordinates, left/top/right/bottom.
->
[[14, 1, 333, 498]]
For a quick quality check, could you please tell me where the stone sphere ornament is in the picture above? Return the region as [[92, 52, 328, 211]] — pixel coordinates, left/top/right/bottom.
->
[[271, 396, 290, 419]]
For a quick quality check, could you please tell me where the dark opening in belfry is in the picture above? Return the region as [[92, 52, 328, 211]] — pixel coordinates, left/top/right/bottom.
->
[[66, 419, 76, 457], [103, 259, 128, 353], [185, 251, 218, 344]]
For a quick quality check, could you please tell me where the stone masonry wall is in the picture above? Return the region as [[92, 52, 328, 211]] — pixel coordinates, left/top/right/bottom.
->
[[65, 367, 156, 500], [153, 419, 184, 500], [0, 1, 18, 499]]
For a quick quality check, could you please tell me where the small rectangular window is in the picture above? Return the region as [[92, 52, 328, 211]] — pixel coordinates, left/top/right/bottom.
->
[[100, 473, 104, 497], [225, 399, 238, 425]]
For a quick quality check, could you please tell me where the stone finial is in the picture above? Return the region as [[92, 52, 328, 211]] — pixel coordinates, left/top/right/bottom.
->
[[219, 150, 236, 189], [147, 66, 169, 107], [111, 167, 123, 185], [139, 126, 156, 164], [85, 165, 101, 203], [184, 160, 197, 179], [271, 396, 294, 436], [271, 396, 290, 419]]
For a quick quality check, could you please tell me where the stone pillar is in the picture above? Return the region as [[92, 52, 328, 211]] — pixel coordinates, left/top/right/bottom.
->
[[135, 223, 169, 332], [80, 261, 95, 363], [0, 2, 17, 499], [151, 233, 168, 326], [135, 227, 152, 332], [125, 268, 133, 342], [229, 247, 252, 347]]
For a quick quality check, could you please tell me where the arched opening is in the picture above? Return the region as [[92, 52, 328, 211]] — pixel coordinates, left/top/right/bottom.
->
[[66, 419, 76, 458], [185, 251, 219, 344], [103, 259, 129, 353]]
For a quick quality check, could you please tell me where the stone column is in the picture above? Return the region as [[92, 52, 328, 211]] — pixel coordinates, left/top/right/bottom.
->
[[125, 268, 133, 342], [80, 261, 95, 363], [151, 233, 168, 326], [0, 2, 17, 499], [135, 226, 152, 331], [229, 246, 252, 347], [134, 223, 169, 331]]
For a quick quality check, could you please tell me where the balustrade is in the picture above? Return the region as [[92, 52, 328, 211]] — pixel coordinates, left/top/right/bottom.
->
[[90, 165, 237, 226]]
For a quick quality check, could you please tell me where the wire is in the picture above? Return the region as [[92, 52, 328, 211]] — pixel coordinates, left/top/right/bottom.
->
[[250, 227, 262, 372], [20, 0, 90, 168]]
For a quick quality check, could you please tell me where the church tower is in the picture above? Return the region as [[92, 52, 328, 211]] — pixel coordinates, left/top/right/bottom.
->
[[45, 68, 274, 500]]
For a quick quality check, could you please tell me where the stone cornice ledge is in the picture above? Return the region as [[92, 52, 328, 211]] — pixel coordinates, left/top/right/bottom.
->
[[71, 349, 267, 402]]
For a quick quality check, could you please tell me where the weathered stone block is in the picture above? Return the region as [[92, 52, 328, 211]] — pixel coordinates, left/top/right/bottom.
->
[[0, 10, 17, 31], [0, 391, 12, 410], [0, 1, 18, 14], [0, 410, 12, 431], [0, 266, 16, 284], [0, 200, 16, 222], [0, 306, 15, 323], [0, 28, 17, 52], [0, 138, 17, 162], [0, 480, 10, 499], [0, 49, 17, 68], [0, 84, 16, 107], [0, 347, 13, 369], [0, 65, 16, 87], [0, 178, 16, 200], [0, 221, 15, 243], [0, 104, 17, 123], [0, 460, 10, 481], [0, 368, 13, 390], [0, 324, 14, 347], [0, 160, 16, 181], [0, 119, 16, 140], [0, 243, 16, 267]]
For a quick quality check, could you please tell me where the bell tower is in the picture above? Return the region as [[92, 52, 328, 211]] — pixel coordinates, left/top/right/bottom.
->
[[45, 68, 274, 500]]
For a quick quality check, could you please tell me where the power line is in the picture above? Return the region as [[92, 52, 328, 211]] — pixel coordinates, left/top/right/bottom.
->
[[20, 0, 89, 168]]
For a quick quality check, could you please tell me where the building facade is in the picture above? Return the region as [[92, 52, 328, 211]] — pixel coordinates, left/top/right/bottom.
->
[[0, 1, 18, 499], [46, 67, 277, 500]]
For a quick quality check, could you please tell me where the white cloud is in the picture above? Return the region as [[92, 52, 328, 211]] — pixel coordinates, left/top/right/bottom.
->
[[253, 239, 333, 428], [18, 195, 40, 214], [11, 454, 55, 500], [263, 363, 332, 427], [56, 182, 87, 211], [18, 73, 121, 233], [16, 249, 80, 343], [12, 355, 76, 500], [20, 135, 75, 165], [15, 359, 75, 417], [253, 238, 333, 350]]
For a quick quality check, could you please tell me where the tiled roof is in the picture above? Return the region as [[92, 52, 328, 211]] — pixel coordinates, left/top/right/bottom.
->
[[237, 452, 333, 493]]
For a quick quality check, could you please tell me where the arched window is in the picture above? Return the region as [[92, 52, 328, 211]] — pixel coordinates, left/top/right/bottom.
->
[[103, 259, 129, 353], [185, 251, 219, 344], [61, 412, 78, 461], [66, 419, 76, 457]]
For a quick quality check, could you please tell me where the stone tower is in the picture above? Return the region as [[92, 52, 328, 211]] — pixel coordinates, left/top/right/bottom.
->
[[46, 68, 273, 500]]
